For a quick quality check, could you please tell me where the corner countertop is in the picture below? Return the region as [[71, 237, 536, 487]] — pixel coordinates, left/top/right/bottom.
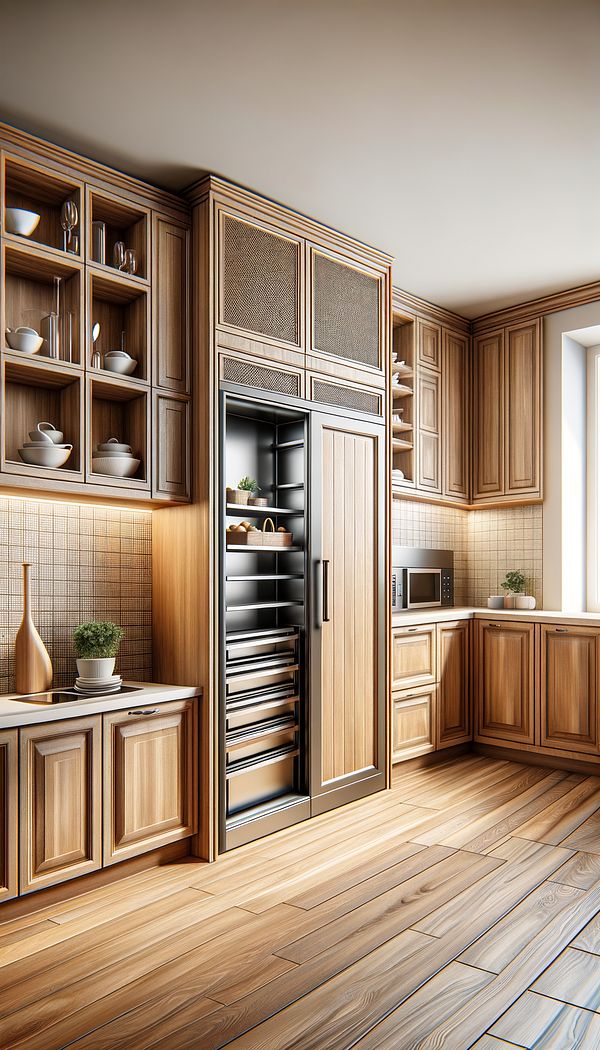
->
[[0, 681, 200, 730], [392, 607, 600, 628]]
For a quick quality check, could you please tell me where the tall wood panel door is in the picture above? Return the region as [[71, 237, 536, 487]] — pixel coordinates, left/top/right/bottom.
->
[[473, 330, 504, 500], [443, 330, 469, 501], [0, 729, 18, 901], [417, 368, 441, 492], [19, 717, 102, 894], [475, 620, 535, 745], [505, 320, 542, 495], [540, 625, 600, 754], [437, 620, 471, 747], [153, 216, 190, 393], [310, 411, 385, 813], [103, 699, 197, 865]]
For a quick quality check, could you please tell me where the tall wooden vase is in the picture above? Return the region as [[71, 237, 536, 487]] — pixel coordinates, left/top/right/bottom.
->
[[15, 562, 52, 694]]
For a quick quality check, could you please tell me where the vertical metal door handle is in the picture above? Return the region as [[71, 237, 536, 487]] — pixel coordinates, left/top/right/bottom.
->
[[323, 560, 330, 622]]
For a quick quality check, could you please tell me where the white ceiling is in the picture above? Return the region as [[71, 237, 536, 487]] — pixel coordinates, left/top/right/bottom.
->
[[0, 0, 599, 318]]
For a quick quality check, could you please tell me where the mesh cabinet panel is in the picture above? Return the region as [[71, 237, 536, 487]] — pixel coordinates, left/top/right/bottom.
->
[[312, 379, 382, 416], [222, 357, 300, 397], [221, 216, 299, 344], [313, 254, 380, 367]]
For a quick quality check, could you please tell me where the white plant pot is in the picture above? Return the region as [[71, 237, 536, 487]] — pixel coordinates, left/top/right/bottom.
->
[[515, 595, 536, 610], [487, 596, 504, 609], [503, 596, 515, 609], [76, 657, 115, 680]]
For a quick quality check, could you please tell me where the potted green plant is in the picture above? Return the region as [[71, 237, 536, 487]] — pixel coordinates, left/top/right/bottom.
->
[[501, 570, 536, 610], [226, 476, 260, 506], [73, 620, 124, 680]]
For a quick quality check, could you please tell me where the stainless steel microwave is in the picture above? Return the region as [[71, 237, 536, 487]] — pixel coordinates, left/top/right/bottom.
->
[[392, 547, 454, 611]]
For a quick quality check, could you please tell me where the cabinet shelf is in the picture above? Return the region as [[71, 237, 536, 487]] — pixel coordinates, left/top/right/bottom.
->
[[226, 600, 304, 612], [392, 420, 413, 433], [226, 503, 300, 516], [271, 439, 304, 450], [226, 573, 304, 581], [3, 156, 83, 259], [391, 383, 413, 398], [226, 544, 304, 553], [393, 438, 414, 452]]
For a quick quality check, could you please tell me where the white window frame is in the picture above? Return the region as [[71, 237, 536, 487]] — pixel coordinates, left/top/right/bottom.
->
[[587, 347, 600, 611]]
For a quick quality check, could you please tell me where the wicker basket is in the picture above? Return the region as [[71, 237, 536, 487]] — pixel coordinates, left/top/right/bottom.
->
[[262, 517, 292, 547], [226, 487, 249, 505], [226, 526, 263, 546]]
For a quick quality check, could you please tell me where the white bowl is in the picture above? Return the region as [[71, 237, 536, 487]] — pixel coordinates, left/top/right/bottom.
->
[[103, 356, 137, 376], [19, 445, 72, 468], [6, 329, 43, 354], [5, 207, 40, 237], [29, 423, 64, 444], [22, 440, 71, 449], [96, 440, 132, 454], [92, 456, 140, 478], [94, 449, 136, 458]]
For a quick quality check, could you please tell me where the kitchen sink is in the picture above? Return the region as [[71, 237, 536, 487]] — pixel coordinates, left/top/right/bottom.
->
[[17, 686, 143, 705]]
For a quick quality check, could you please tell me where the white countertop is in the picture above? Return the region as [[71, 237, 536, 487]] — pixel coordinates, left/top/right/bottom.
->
[[0, 681, 200, 729], [392, 606, 600, 628]]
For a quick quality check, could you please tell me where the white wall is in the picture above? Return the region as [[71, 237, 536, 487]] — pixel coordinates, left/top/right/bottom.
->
[[543, 303, 600, 609]]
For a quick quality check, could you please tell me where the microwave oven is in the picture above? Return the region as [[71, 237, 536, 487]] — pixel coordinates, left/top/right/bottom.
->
[[392, 547, 454, 611]]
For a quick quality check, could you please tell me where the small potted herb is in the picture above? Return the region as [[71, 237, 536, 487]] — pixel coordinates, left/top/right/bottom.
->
[[73, 620, 124, 680], [226, 476, 260, 506], [501, 570, 536, 610]]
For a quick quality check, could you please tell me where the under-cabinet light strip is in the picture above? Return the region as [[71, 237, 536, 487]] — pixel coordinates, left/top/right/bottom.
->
[[0, 492, 152, 514]]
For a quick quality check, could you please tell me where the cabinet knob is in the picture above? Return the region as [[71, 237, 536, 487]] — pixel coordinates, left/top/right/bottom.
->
[[128, 708, 158, 716]]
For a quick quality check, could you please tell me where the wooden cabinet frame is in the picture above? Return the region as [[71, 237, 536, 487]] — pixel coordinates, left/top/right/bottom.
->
[[0, 729, 18, 901]]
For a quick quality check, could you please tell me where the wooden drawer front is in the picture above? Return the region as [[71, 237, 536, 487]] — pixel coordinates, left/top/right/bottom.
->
[[392, 687, 436, 763], [153, 392, 190, 501], [20, 718, 102, 894], [0, 729, 18, 901], [437, 621, 471, 747], [418, 320, 441, 371], [476, 620, 535, 745], [103, 700, 197, 865], [392, 625, 436, 689], [540, 625, 600, 753]]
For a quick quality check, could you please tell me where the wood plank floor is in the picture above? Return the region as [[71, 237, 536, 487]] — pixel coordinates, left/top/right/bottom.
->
[[3, 755, 600, 1048]]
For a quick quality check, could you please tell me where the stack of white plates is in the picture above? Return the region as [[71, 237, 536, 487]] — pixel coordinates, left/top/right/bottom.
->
[[74, 674, 123, 696]]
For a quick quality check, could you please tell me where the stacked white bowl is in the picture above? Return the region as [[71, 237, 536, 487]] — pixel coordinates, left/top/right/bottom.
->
[[92, 437, 140, 478], [103, 349, 137, 375], [6, 326, 44, 354], [74, 673, 123, 696], [18, 421, 73, 468]]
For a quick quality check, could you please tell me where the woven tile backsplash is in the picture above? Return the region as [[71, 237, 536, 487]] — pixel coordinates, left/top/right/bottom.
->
[[392, 501, 543, 607], [0, 497, 152, 694]]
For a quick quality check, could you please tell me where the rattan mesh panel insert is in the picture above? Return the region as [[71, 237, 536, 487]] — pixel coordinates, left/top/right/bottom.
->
[[313, 254, 380, 367], [312, 379, 382, 416], [221, 216, 299, 344], [222, 357, 300, 397]]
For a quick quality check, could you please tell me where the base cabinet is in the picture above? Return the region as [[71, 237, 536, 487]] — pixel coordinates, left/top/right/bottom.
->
[[392, 687, 436, 762], [392, 624, 437, 690], [103, 700, 197, 865], [438, 620, 471, 747], [0, 729, 18, 901], [19, 718, 102, 894], [540, 625, 600, 754], [475, 620, 535, 745]]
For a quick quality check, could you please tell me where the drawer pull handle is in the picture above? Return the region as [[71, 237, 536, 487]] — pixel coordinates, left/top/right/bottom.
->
[[408, 627, 418, 633], [128, 708, 158, 716], [555, 628, 568, 633]]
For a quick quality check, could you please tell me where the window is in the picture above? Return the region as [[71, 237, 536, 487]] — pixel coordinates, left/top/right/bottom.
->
[[587, 347, 600, 611]]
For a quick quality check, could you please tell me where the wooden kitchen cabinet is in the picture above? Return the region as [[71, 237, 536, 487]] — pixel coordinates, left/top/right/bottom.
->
[[437, 620, 471, 747], [392, 686, 437, 762], [443, 330, 469, 501], [539, 624, 600, 754], [417, 320, 441, 371], [153, 391, 191, 501], [473, 330, 504, 500], [416, 369, 441, 492], [19, 717, 102, 894], [475, 619, 535, 745], [0, 729, 18, 901], [154, 216, 190, 393], [103, 699, 197, 865], [392, 624, 437, 690]]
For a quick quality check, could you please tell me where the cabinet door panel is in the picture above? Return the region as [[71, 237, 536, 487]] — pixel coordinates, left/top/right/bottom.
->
[[473, 331, 504, 499], [310, 248, 384, 372], [311, 413, 385, 809], [443, 330, 469, 500], [417, 369, 441, 492], [505, 320, 541, 494], [476, 620, 535, 745], [154, 217, 190, 392], [20, 718, 101, 893], [437, 620, 471, 747], [153, 391, 190, 501], [392, 625, 436, 690], [540, 625, 600, 753], [0, 729, 18, 901], [392, 687, 436, 763], [418, 320, 441, 371], [103, 700, 197, 865]]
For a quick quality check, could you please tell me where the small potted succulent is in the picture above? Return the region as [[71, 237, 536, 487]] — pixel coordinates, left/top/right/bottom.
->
[[501, 570, 536, 610], [73, 620, 124, 680], [226, 476, 260, 506]]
